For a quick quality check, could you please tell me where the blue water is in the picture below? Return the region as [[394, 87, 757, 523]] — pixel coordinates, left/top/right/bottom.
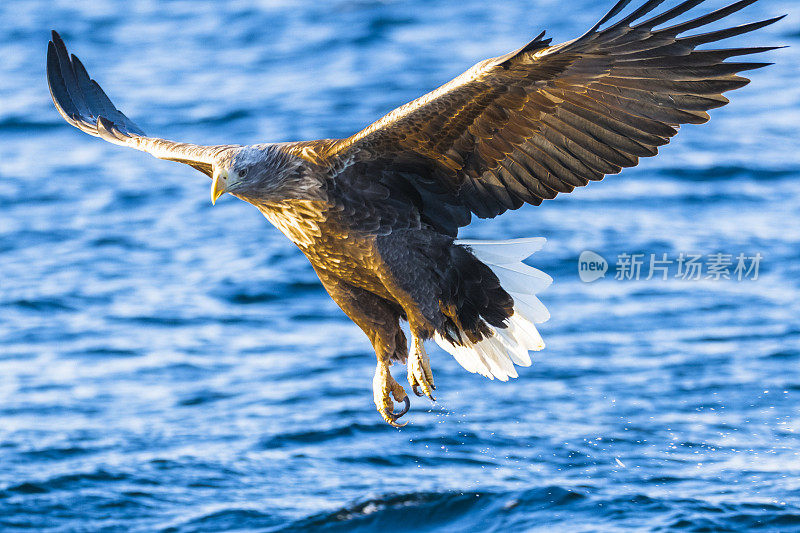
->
[[1, 0, 799, 531]]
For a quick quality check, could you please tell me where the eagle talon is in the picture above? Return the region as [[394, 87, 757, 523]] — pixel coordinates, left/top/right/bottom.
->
[[383, 412, 407, 428], [393, 396, 411, 417], [381, 397, 409, 427], [408, 337, 436, 402], [374, 362, 410, 427]]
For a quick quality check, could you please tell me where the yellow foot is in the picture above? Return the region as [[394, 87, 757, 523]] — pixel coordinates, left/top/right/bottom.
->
[[407, 336, 435, 401], [373, 362, 410, 427]]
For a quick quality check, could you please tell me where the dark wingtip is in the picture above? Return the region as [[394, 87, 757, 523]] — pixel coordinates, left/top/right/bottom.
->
[[495, 29, 553, 68], [46, 39, 79, 124], [763, 13, 788, 27], [681, 14, 788, 47], [45, 30, 147, 140], [45, 41, 58, 90], [595, 0, 635, 30], [50, 30, 65, 49]]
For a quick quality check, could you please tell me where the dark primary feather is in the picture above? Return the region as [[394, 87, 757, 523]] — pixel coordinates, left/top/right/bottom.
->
[[47, 31, 146, 138], [326, 0, 782, 235], [46, 31, 235, 177]]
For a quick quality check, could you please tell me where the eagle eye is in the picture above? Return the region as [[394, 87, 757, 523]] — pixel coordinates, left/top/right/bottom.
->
[[237, 168, 248, 178]]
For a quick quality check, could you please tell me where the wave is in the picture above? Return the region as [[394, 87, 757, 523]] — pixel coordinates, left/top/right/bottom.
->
[[162, 508, 280, 533], [270, 488, 583, 532], [656, 164, 799, 182], [2, 469, 131, 497], [258, 488, 800, 533], [259, 422, 387, 449], [0, 117, 63, 132]]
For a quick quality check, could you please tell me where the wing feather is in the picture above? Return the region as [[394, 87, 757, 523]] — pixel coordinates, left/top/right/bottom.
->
[[47, 31, 236, 177], [326, 0, 782, 235]]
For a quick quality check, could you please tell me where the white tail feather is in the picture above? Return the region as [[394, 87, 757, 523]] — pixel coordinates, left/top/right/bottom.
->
[[456, 237, 546, 263], [486, 263, 552, 294], [508, 292, 550, 323], [433, 238, 551, 380]]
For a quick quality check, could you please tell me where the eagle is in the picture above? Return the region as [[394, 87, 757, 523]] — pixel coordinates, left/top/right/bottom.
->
[[47, 0, 781, 426]]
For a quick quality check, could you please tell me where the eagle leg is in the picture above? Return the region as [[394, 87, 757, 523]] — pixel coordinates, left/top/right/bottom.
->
[[312, 272, 411, 426], [407, 335, 435, 401], [373, 362, 410, 427]]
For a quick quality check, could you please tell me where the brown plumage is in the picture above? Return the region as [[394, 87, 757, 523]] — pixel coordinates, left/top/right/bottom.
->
[[47, 0, 782, 426]]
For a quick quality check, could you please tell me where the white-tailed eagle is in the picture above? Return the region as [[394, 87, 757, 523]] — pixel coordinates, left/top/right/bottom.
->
[[47, 0, 782, 426]]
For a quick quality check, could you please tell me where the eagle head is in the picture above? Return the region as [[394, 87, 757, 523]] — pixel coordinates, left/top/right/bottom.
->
[[211, 146, 260, 205], [210, 144, 307, 205]]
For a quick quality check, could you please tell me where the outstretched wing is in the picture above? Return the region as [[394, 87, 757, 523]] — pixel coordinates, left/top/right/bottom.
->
[[47, 31, 236, 177], [328, 0, 783, 235]]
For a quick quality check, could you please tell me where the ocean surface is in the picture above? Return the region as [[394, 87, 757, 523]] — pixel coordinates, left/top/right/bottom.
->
[[1, 0, 799, 531]]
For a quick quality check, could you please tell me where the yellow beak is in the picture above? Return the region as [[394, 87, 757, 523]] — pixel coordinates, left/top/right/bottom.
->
[[211, 169, 227, 205]]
